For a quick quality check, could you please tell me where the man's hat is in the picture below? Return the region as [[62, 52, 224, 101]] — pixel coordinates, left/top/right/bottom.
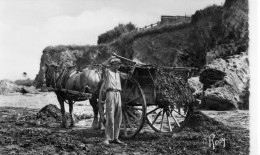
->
[[109, 58, 121, 65]]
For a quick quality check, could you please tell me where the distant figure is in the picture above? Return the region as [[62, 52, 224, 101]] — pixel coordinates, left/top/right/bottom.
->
[[22, 72, 27, 80], [23, 72, 27, 77]]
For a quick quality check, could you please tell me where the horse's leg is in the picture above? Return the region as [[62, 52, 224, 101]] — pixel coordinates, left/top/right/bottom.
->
[[57, 93, 67, 128], [98, 100, 105, 129], [98, 83, 106, 129], [89, 97, 100, 129], [68, 100, 75, 127]]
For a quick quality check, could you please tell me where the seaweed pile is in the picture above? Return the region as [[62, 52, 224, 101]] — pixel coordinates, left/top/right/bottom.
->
[[154, 68, 195, 111], [36, 104, 75, 124], [12, 104, 92, 128], [183, 111, 249, 154], [186, 111, 230, 134], [35, 104, 92, 125]]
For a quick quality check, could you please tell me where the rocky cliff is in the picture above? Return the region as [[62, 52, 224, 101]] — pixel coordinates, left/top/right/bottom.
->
[[201, 52, 249, 110], [35, 0, 249, 110]]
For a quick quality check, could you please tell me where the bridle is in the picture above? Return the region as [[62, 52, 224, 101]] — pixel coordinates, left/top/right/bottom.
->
[[45, 65, 64, 88]]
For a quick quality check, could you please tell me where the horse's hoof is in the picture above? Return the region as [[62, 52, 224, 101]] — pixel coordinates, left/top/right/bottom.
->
[[61, 124, 67, 128], [101, 125, 105, 130], [91, 125, 101, 130]]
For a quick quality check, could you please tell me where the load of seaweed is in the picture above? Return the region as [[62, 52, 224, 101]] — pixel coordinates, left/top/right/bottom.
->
[[154, 67, 195, 111]]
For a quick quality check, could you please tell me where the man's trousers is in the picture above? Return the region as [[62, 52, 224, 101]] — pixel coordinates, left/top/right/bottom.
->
[[105, 91, 122, 140]]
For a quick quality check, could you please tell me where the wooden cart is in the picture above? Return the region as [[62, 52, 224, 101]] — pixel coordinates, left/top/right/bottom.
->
[[99, 54, 197, 138]]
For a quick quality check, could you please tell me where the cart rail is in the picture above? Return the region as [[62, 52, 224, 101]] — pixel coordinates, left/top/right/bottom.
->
[[44, 87, 92, 99]]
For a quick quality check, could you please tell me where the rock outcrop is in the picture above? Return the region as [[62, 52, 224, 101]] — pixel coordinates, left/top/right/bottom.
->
[[205, 0, 248, 64], [200, 52, 249, 110], [0, 80, 21, 94], [0, 80, 40, 95], [20, 86, 39, 94]]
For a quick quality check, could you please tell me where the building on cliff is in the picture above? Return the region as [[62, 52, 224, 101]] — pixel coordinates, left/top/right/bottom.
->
[[160, 15, 191, 25]]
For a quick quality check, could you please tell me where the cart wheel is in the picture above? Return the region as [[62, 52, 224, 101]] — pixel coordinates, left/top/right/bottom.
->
[[146, 104, 192, 133], [120, 77, 146, 138]]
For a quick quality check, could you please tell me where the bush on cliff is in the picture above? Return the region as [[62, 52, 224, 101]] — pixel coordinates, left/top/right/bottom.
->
[[97, 22, 136, 44]]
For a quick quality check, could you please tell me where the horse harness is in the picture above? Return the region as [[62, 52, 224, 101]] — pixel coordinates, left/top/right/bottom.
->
[[46, 66, 79, 102], [45, 65, 102, 102]]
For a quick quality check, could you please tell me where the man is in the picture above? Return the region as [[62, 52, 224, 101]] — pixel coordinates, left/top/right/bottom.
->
[[102, 56, 128, 145]]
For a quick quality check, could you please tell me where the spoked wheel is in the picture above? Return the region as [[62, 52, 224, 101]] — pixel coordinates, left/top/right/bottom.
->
[[146, 104, 192, 133], [120, 77, 146, 138]]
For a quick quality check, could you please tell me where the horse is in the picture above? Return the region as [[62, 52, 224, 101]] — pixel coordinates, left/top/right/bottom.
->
[[44, 62, 103, 129]]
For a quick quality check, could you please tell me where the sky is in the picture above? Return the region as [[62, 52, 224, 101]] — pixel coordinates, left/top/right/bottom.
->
[[0, 0, 226, 81]]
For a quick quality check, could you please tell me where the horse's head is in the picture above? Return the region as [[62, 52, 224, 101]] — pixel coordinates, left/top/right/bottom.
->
[[44, 62, 62, 87]]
